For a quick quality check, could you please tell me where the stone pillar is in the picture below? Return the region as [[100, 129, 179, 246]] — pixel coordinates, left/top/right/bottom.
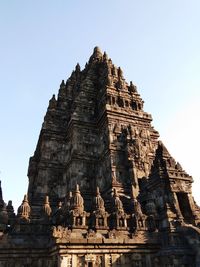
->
[[58, 256, 67, 267], [82, 215, 86, 226], [104, 216, 108, 227], [58, 256, 72, 267], [124, 218, 127, 227], [104, 254, 112, 266], [72, 255, 77, 267]]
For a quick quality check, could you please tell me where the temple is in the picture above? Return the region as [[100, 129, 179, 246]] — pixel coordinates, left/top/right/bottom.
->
[[0, 47, 200, 266]]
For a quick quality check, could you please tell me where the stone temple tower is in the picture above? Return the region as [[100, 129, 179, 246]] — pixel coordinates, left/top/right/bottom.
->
[[0, 47, 200, 267]]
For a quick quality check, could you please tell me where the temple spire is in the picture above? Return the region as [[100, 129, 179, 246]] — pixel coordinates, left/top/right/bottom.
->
[[71, 184, 84, 213], [112, 188, 124, 213], [48, 94, 57, 110], [89, 46, 103, 62], [17, 194, 31, 221], [93, 187, 105, 212], [75, 63, 81, 72]]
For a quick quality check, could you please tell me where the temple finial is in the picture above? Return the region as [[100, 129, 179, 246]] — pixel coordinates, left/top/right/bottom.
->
[[71, 183, 84, 213], [93, 187, 105, 212], [17, 194, 31, 221], [89, 46, 103, 62], [93, 46, 102, 55], [129, 81, 137, 93], [103, 51, 108, 61], [48, 94, 57, 109], [60, 80, 65, 88], [75, 63, 81, 72], [118, 67, 123, 78], [112, 188, 124, 213]]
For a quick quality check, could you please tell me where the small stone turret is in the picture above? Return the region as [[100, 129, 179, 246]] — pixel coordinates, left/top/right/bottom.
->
[[130, 186, 145, 230], [48, 94, 57, 110], [103, 51, 108, 61], [92, 187, 108, 229], [53, 201, 64, 225], [17, 195, 31, 221], [69, 184, 87, 228], [131, 187, 143, 217], [111, 189, 128, 229], [60, 79, 65, 89], [6, 200, 15, 225], [129, 81, 137, 94], [75, 63, 81, 72], [89, 46, 103, 62], [71, 184, 84, 213], [93, 187, 105, 212], [117, 67, 123, 79], [6, 201, 14, 215], [112, 188, 124, 213]]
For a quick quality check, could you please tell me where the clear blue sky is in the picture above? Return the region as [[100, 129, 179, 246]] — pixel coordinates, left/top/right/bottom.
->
[[0, 1, 200, 210]]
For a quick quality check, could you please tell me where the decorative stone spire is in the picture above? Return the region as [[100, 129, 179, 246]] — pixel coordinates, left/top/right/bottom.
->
[[132, 198, 143, 218], [48, 94, 57, 110], [58, 80, 67, 99], [71, 184, 84, 213], [112, 65, 118, 76], [60, 79, 65, 88], [67, 70, 76, 83], [17, 194, 31, 221], [103, 51, 108, 61], [89, 46, 103, 62], [6, 200, 15, 218], [176, 162, 183, 171], [75, 63, 81, 72], [93, 187, 105, 212], [43, 196, 52, 217], [129, 81, 137, 94], [112, 188, 124, 213], [117, 67, 123, 79]]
